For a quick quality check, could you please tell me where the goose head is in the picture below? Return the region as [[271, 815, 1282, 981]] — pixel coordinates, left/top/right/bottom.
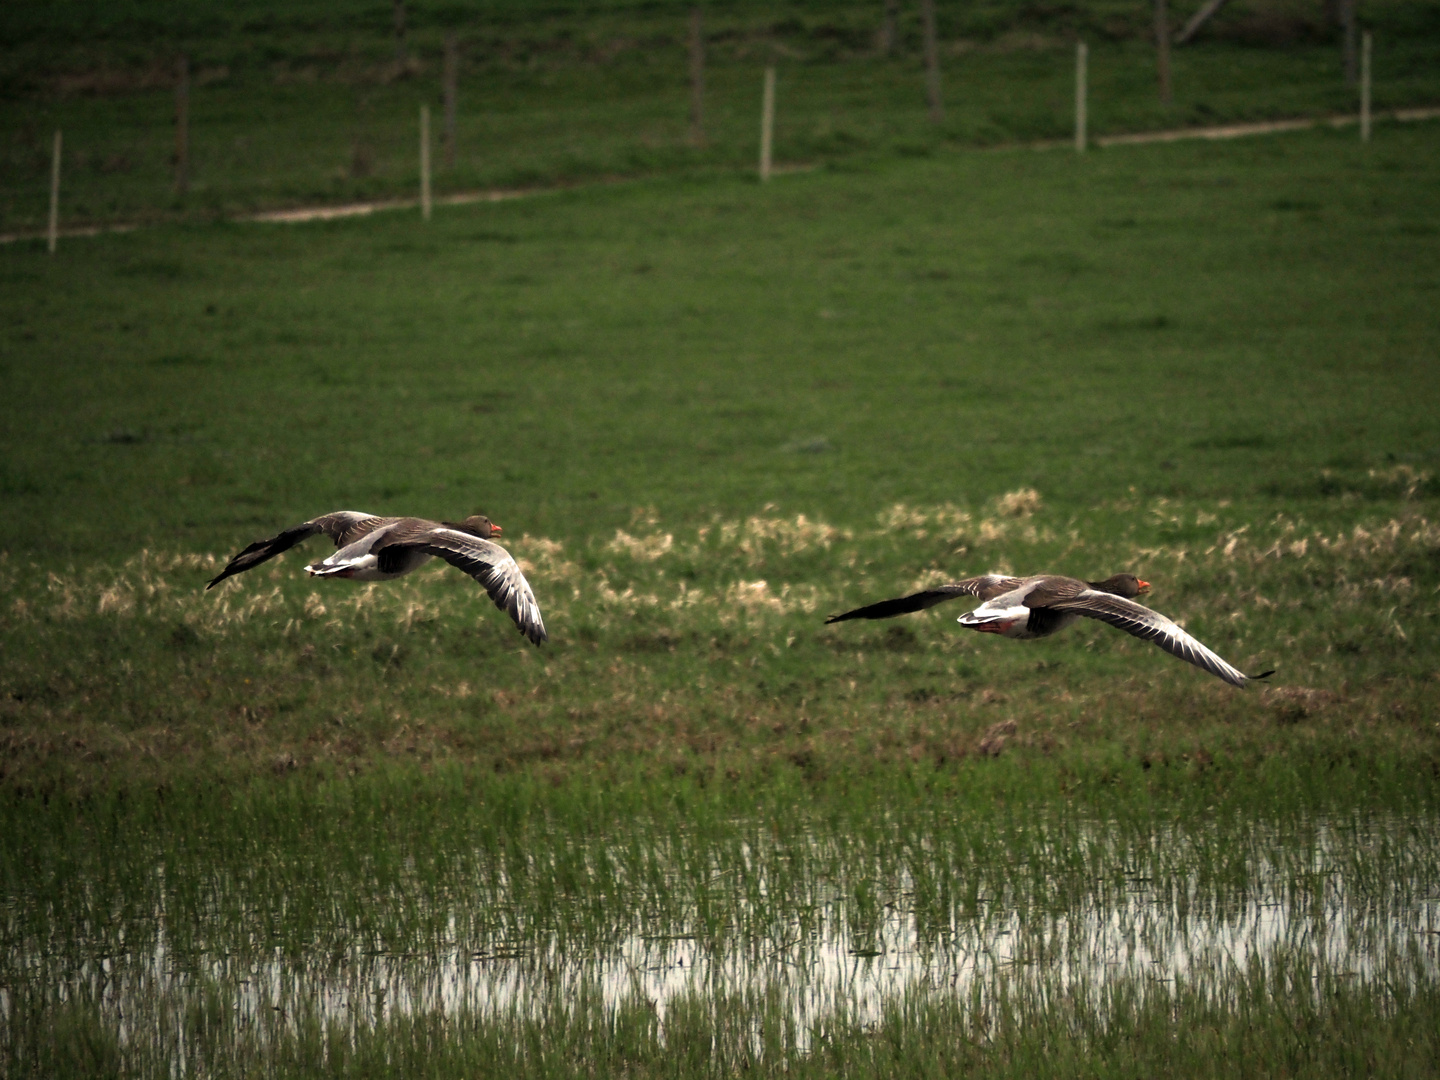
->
[[454, 514, 501, 539], [1088, 573, 1150, 598]]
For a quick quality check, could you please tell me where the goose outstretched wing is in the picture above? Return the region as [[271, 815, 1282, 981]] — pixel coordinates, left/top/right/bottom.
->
[[386, 526, 547, 646], [825, 574, 1026, 624], [208, 511, 385, 589], [1048, 590, 1269, 687]]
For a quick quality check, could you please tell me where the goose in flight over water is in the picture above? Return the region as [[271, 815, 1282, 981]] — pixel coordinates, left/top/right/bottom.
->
[[207, 512, 547, 645], [827, 573, 1271, 687]]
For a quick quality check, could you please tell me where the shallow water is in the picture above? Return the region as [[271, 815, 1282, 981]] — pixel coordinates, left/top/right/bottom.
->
[[6, 813, 1440, 1058]]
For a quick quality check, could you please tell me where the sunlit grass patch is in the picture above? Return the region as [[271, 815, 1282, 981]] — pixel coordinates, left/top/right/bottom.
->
[[1, 490, 1436, 789]]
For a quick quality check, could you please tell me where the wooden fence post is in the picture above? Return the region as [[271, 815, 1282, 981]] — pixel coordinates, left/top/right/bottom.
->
[[759, 66, 775, 182], [175, 55, 190, 195], [921, 0, 943, 122], [880, 0, 900, 56], [1360, 31, 1372, 141], [443, 33, 458, 169], [1154, 0, 1172, 104], [48, 130, 61, 255], [420, 104, 432, 220], [689, 7, 706, 146], [1075, 42, 1088, 153]]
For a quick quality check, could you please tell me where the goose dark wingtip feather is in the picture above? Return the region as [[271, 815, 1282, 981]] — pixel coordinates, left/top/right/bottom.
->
[[821, 578, 1024, 625], [822, 595, 926, 622]]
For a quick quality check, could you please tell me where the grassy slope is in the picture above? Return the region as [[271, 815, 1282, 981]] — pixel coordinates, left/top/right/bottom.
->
[[1, 123, 1437, 789], [3, 124, 1437, 552]]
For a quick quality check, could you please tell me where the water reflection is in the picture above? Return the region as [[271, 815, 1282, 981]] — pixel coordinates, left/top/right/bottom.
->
[[9, 815, 1440, 1055]]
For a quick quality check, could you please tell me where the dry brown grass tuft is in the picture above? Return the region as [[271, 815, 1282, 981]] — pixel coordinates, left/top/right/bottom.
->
[[1, 496, 1437, 785]]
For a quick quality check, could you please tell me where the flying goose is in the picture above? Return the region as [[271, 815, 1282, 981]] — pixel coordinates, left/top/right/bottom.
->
[[826, 573, 1271, 687], [207, 512, 546, 645]]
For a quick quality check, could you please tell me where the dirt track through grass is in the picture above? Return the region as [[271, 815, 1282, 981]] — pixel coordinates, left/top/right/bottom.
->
[[6, 107, 1439, 245]]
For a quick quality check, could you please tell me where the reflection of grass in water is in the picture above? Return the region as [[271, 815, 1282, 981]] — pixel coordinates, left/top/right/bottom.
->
[[13, 957, 1440, 1077], [7, 764, 1436, 963], [3, 783, 1438, 1074]]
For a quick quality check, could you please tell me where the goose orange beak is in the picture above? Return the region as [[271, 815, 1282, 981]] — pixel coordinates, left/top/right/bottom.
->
[[1137, 579, 1150, 592], [491, 524, 503, 535]]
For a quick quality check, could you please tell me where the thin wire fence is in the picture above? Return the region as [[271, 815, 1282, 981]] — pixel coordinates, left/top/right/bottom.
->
[[1, 4, 1423, 240]]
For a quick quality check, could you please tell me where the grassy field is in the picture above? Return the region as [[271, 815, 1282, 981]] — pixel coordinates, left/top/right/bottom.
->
[[3, 0, 1439, 231], [2, 106, 1440, 1073]]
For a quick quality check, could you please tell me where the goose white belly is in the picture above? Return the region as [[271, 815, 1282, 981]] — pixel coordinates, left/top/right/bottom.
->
[[306, 533, 434, 581], [958, 601, 1079, 639]]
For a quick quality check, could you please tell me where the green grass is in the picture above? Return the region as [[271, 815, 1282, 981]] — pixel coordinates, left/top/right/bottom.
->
[[2, 117, 1440, 1076], [3, 0, 1439, 231], [4, 125, 1439, 559], [2, 122, 1438, 783]]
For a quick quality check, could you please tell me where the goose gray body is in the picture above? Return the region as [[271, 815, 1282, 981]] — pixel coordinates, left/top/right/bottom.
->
[[208, 512, 546, 645], [827, 573, 1270, 687]]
